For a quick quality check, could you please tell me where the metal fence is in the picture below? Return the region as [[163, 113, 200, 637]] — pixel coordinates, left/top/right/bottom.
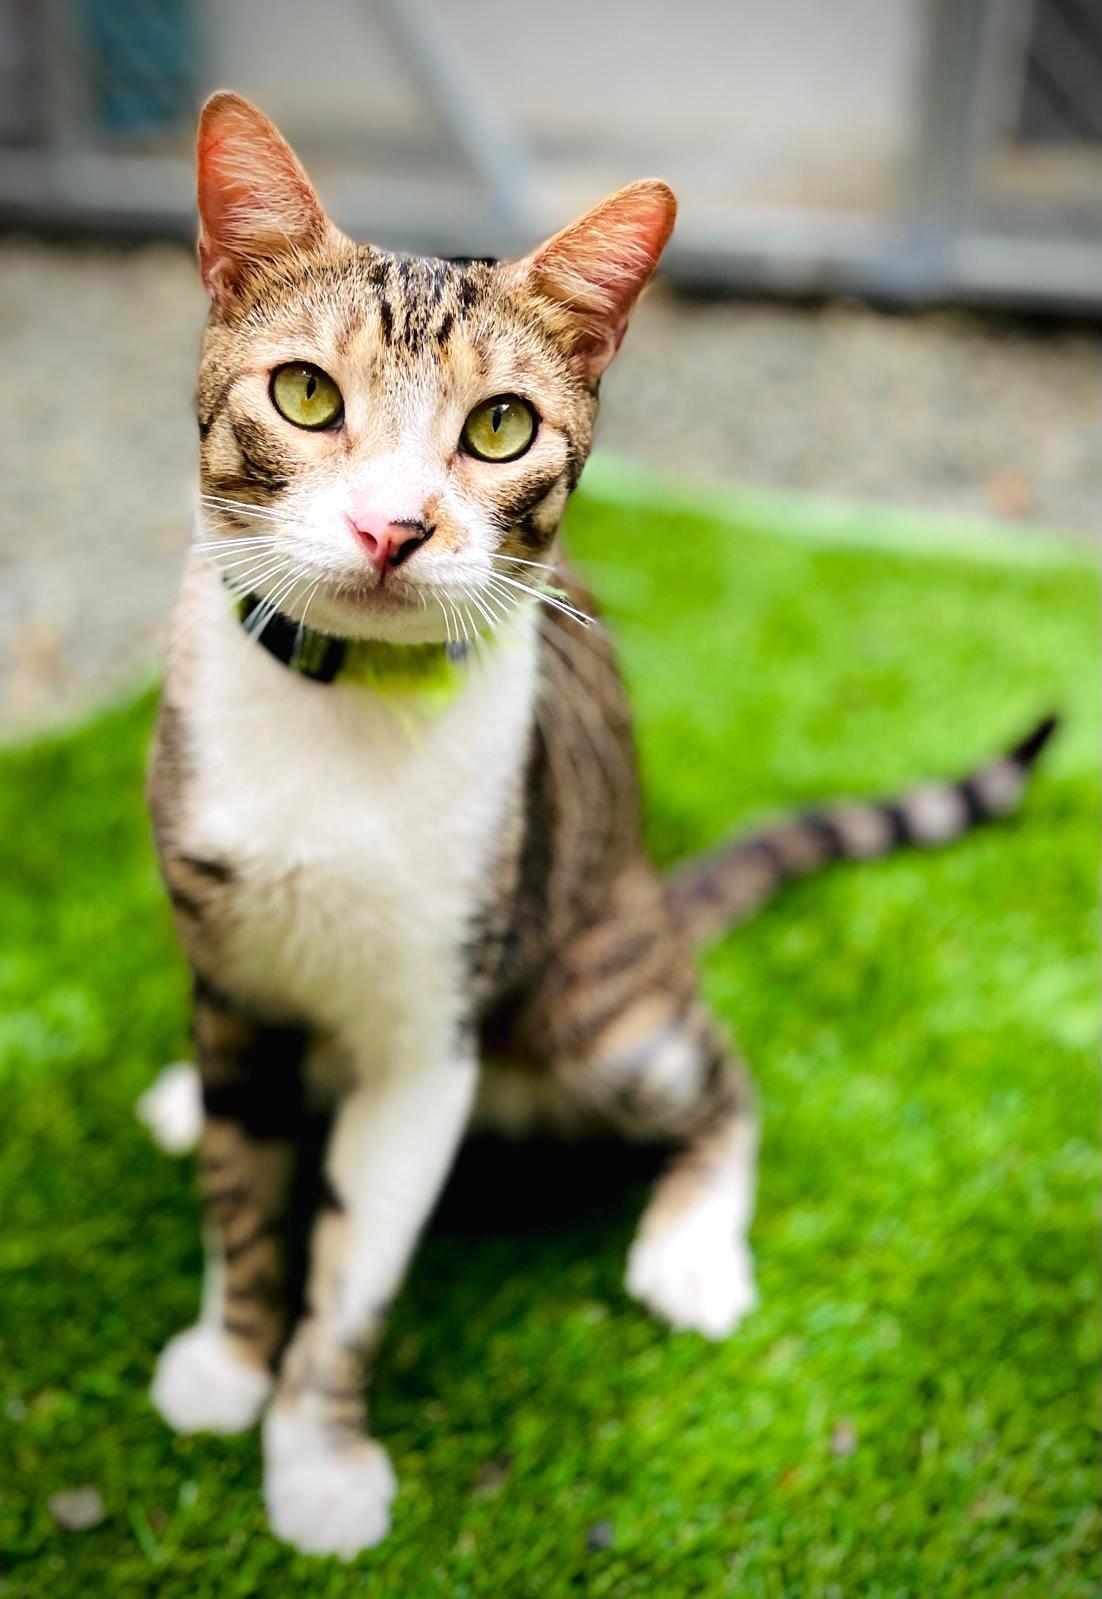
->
[[0, 0, 1099, 313]]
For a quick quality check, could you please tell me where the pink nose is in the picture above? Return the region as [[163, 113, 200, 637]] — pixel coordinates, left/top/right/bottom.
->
[[348, 509, 434, 572]]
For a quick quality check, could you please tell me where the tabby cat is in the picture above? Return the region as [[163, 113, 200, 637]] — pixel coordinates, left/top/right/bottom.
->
[[145, 92, 1055, 1558]]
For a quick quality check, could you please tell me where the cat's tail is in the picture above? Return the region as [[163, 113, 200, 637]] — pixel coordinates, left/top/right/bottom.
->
[[667, 715, 1059, 946]]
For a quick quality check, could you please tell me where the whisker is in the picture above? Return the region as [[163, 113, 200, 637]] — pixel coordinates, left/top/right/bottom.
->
[[207, 565, 290, 605], [430, 592, 452, 646], [538, 606, 617, 669], [490, 552, 558, 574], [198, 508, 281, 524], [488, 571, 592, 627], [454, 587, 485, 634], [194, 536, 282, 552], [538, 608, 619, 677], [463, 596, 490, 641], [208, 549, 287, 577], [456, 584, 499, 637], [248, 584, 302, 645], [483, 576, 522, 609], [200, 494, 284, 522], [198, 523, 283, 542], [212, 555, 292, 596], [446, 594, 472, 643], [243, 583, 287, 640], [448, 597, 471, 644], [480, 585, 512, 626], [477, 589, 507, 631], [297, 574, 324, 638], [243, 565, 307, 639], [485, 574, 591, 634], [484, 578, 531, 627]]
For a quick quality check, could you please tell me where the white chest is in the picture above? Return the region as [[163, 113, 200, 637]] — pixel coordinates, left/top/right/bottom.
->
[[177, 578, 538, 1053]]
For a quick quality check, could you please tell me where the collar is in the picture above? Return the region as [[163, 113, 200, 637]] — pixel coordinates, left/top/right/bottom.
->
[[235, 591, 472, 696]]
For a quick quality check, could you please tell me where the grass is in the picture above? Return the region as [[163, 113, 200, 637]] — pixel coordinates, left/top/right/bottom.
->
[[1, 468, 1098, 1597]]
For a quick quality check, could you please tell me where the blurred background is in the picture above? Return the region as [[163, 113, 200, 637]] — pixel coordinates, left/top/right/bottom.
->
[[0, 0, 1099, 736]]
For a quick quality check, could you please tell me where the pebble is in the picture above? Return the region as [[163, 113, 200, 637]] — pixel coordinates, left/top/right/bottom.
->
[[586, 1518, 615, 1551], [830, 1418, 859, 1458], [47, 1486, 106, 1532]]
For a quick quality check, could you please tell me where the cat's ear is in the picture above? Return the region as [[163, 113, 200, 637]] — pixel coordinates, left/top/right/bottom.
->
[[196, 91, 337, 304], [517, 181, 676, 380]]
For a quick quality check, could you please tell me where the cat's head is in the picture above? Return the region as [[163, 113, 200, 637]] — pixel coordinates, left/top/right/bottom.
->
[[194, 92, 675, 644]]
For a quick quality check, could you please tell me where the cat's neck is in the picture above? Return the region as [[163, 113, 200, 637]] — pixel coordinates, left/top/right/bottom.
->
[[231, 586, 474, 699], [175, 552, 540, 737]]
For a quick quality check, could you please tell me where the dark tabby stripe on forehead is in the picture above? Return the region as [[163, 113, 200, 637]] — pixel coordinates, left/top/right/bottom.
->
[[358, 253, 494, 356], [456, 274, 484, 313]]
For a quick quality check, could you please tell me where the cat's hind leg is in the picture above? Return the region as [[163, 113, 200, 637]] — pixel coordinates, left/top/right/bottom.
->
[[598, 1003, 758, 1339], [621, 1022, 759, 1340], [522, 914, 759, 1339]]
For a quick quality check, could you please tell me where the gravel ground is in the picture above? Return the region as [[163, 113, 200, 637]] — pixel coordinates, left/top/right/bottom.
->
[[0, 236, 1098, 739]]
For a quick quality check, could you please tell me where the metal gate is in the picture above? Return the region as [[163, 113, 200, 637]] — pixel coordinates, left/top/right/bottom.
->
[[0, 0, 1098, 312]]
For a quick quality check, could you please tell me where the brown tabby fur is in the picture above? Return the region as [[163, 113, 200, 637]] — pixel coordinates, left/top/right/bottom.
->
[[146, 93, 1054, 1555]]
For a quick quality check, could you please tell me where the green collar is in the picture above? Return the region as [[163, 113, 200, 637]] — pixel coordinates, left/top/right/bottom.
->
[[235, 590, 472, 699]]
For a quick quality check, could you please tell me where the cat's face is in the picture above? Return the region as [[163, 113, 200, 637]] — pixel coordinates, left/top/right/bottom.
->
[[195, 94, 675, 643]]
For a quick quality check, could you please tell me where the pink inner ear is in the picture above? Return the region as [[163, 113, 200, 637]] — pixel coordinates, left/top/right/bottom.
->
[[573, 193, 676, 316], [527, 181, 676, 378], [196, 94, 328, 298]]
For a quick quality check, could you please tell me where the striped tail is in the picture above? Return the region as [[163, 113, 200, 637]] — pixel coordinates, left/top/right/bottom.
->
[[668, 715, 1059, 945]]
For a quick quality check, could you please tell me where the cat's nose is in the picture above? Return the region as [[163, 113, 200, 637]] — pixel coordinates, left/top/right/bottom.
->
[[348, 510, 434, 572]]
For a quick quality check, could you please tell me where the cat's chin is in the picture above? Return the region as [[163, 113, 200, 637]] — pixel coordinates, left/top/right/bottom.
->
[[283, 584, 478, 647]]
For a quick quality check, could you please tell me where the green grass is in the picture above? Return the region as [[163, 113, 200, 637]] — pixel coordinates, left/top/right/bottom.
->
[[1, 470, 1099, 1597]]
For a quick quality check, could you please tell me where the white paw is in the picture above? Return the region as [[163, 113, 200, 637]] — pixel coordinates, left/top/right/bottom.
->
[[137, 1061, 202, 1155], [625, 1218, 758, 1340], [264, 1407, 396, 1559], [151, 1323, 272, 1434]]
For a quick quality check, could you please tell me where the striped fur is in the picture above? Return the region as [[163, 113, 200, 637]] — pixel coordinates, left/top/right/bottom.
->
[[668, 716, 1059, 943]]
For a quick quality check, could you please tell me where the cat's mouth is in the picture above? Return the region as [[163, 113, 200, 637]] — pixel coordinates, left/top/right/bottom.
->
[[337, 571, 422, 611], [290, 569, 475, 647]]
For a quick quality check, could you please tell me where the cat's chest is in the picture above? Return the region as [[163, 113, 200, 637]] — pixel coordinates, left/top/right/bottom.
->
[[180, 612, 537, 1030]]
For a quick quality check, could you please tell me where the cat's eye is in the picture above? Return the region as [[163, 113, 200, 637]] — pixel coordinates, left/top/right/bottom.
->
[[270, 363, 344, 430], [461, 395, 537, 462]]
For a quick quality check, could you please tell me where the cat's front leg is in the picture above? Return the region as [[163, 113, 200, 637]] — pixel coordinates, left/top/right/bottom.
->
[[263, 1045, 477, 1560], [151, 980, 305, 1435]]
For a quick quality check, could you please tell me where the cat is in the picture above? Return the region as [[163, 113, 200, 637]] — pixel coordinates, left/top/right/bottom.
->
[[145, 91, 1056, 1559]]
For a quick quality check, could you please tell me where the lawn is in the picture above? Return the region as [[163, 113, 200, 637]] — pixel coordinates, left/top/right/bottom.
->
[[1, 464, 1098, 1598]]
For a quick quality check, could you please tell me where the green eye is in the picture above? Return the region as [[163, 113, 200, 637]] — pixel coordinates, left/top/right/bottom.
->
[[270, 363, 343, 429], [461, 395, 537, 462]]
